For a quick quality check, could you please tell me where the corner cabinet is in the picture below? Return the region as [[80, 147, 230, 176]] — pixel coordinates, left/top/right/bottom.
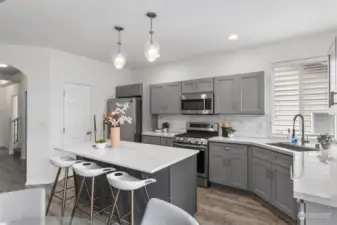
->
[[214, 71, 265, 115], [150, 82, 182, 114]]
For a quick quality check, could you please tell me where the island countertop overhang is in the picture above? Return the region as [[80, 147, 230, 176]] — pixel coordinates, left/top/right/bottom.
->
[[54, 141, 198, 174]]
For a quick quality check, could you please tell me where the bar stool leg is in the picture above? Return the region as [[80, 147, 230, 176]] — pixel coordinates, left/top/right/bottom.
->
[[107, 189, 120, 225], [61, 168, 69, 224], [144, 186, 150, 201], [46, 168, 62, 215], [90, 177, 95, 224], [70, 177, 85, 225], [131, 190, 134, 225]]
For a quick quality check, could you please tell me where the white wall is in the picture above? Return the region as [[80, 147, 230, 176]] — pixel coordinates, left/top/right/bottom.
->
[[0, 44, 51, 185], [0, 87, 5, 147], [131, 31, 337, 137], [49, 49, 132, 173]]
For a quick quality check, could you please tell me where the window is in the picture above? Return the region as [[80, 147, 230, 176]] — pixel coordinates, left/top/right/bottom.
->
[[272, 57, 333, 138]]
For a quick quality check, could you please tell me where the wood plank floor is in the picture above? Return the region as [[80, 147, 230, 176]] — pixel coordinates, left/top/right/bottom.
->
[[0, 147, 294, 225]]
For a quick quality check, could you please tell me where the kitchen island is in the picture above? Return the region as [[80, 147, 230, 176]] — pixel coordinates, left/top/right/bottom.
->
[[54, 141, 198, 225]]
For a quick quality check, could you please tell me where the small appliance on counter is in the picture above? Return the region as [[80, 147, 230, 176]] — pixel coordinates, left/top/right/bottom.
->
[[173, 122, 219, 187]]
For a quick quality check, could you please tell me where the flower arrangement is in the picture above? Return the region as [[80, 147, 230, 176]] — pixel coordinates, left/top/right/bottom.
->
[[317, 133, 334, 150], [104, 102, 133, 127], [221, 122, 236, 138]]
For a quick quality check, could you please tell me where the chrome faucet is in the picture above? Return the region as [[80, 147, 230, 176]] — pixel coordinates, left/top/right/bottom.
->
[[292, 114, 305, 146]]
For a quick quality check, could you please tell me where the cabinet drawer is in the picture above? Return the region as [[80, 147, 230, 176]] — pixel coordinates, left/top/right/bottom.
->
[[210, 142, 248, 155], [161, 137, 174, 147], [142, 136, 161, 145], [274, 153, 293, 168], [252, 147, 274, 162]]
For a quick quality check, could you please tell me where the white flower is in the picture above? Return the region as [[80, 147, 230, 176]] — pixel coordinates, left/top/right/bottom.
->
[[107, 102, 133, 127]]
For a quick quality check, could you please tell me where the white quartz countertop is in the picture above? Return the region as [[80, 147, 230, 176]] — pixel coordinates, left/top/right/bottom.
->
[[142, 131, 181, 138], [54, 141, 198, 174]]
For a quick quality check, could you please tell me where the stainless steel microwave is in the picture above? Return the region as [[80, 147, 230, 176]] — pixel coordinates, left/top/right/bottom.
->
[[181, 92, 214, 114]]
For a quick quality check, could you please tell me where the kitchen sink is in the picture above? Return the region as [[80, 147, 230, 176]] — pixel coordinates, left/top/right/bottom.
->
[[266, 142, 317, 152]]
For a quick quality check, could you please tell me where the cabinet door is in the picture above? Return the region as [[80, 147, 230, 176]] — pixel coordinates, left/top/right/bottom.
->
[[236, 71, 265, 115], [150, 85, 165, 114], [214, 76, 236, 114], [196, 78, 214, 92], [271, 164, 297, 219], [182, 81, 198, 93], [209, 149, 228, 185], [227, 154, 248, 190], [252, 157, 271, 201], [227, 155, 248, 190], [164, 82, 182, 114]]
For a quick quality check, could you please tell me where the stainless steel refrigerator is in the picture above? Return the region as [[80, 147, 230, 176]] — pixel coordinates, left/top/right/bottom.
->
[[107, 98, 142, 142]]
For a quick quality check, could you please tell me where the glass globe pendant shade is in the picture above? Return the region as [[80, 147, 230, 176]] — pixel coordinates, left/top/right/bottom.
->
[[145, 40, 160, 62], [112, 52, 126, 70]]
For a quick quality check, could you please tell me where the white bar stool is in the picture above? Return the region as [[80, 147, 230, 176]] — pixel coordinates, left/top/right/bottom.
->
[[70, 161, 116, 225], [106, 171, 157, 225], [46, 156, 79, 219]]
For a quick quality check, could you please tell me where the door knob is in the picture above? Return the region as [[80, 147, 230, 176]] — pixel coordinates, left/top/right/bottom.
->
[[86, 131, 92, 135]]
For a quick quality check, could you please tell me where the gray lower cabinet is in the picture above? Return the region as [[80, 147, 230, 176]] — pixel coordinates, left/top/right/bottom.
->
[[214, 71, 265, 115], [150, 82, 181, 114], [209, 143, 248, 190], [252, 147, 297, 219], [182, 78, 213, 93], [252, 157, 272, 201], [142, 135, 174, 147]]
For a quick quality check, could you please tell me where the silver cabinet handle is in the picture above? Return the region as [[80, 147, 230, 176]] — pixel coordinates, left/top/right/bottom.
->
[[224, 147, 230, 151], [290, 165, 294, 181]]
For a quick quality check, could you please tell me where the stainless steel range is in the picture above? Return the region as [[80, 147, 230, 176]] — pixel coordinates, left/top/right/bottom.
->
[[173, 122, 219, 187]]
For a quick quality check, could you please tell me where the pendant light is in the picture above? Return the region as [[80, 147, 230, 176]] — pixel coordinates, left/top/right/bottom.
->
[[112, 26, 126, 70], [145, 12, 160, 62]]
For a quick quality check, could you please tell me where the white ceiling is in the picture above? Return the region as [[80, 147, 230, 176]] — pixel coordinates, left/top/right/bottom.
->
[[1, 0, 337, 68]]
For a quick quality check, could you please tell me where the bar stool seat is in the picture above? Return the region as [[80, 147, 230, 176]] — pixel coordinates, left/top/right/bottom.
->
[[106, 171, 157, 225], [107, 171, 156, 190], [73, 161, 115, 177], [70, 162, 116, 225], [49, 156, 77, 168]]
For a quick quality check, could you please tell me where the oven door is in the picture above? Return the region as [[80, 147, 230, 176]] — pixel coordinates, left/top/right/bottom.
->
[[181, 93, 213, 114], [173, 142, 208, 178]]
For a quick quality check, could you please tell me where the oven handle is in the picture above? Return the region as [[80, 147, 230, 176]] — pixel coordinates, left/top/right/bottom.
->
[[173, 143, 207, 151]]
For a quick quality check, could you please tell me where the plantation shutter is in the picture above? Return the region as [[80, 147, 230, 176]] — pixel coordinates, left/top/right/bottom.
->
[[272, 57, 329, 137]]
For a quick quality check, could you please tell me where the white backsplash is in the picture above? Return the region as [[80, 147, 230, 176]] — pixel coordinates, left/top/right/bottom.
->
[[158, 115, 271, 138]]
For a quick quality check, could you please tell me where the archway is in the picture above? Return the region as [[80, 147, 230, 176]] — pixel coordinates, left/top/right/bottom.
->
[[0, 63, 28, 191]]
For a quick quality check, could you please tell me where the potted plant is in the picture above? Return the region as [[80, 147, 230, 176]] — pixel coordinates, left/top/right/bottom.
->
[[95, 139, 107, 149], [221, 122, 236, 138], [104, 102, 132, 148], [317, 133, 334, 150], [162, 122, 170, 133]]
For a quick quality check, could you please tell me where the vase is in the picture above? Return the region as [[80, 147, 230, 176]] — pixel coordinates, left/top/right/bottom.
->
[[222, 128, 228, 137], [110, 127, 121, 148], [163, 128, 168, 133]]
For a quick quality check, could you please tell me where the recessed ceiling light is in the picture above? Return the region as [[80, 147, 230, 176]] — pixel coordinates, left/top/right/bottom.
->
[[229, 34, 239, 41], [0, 64, 8, 68], [0, 80, 9, 85]]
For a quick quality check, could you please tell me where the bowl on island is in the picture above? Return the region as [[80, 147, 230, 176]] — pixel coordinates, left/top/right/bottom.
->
[[95, 140, 107, 149]]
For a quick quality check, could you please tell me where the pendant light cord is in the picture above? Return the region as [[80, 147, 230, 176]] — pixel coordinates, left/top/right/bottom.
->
[[149, 17, 154, 44], [117, 30, 121, 54]]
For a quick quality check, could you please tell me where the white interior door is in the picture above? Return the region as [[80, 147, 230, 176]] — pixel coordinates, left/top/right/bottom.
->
[[63, 83, 91, 147]]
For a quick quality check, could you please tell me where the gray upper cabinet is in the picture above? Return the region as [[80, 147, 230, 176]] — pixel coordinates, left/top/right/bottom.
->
[[182, 78, 213, 93], [214, 71, 265, 115], [150, 82, 182, 114], [214, 76, 236, 114], [252, 157, 271, 202], [236, 72, 265, 114], [150, 84, 165, 114], [271, 164, 297, 219]]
